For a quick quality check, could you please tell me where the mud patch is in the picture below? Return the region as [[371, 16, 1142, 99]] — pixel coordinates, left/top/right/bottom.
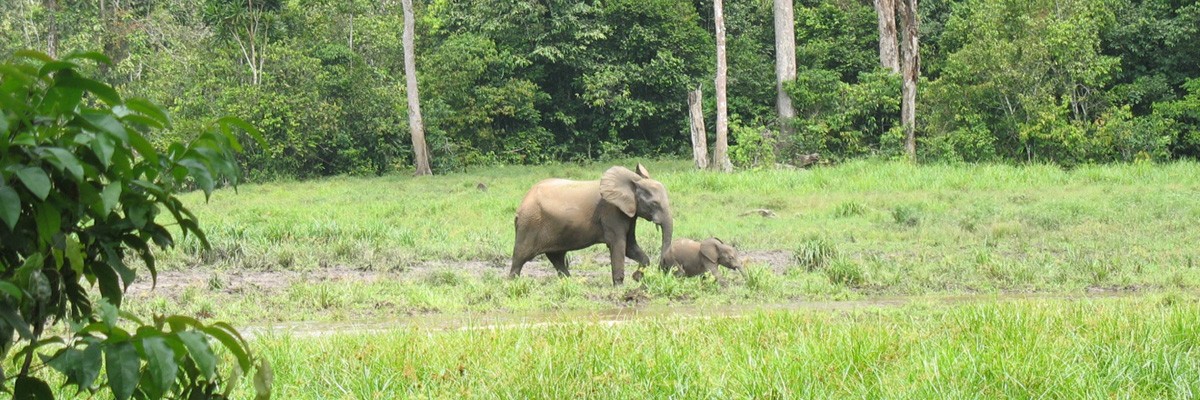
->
[[128, 250, 796, 297]]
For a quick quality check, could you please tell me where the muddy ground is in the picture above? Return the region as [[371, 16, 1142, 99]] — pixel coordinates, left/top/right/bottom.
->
[[127, 250, 796, 297]]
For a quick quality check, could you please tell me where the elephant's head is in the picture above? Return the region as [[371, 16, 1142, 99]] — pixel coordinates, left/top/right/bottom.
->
[[701, 238, 744, 273], [600, 164, 673, 259]]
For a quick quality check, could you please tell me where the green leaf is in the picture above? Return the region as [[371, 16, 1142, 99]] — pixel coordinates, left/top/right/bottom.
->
[[0, 307, 33, 339], [57, 73, 122, 106], [100, 183, 122, 216], [10, 132, 35, 146], [45, 344, 102, 389], [177, 331, 217, 380], [41, 147, 84, 180], [39, 61, 79, 76], [126, 98, 172, 127], [12, 49, 53, 62], [127, 131, 159, 164], [0, 186, 19, 229], [201, 326, 251, 372], [218, 116, 265, 148], [92, 131, 116, 168], [80, 111, 129, 141], [142, 336, 179, 395], [104, 247, 136, 291], [180, 159, 215, 198], [93, 260, 123, 308], [0, 281, 20, 299], [14, 376, 53, 400], [63, 51, 114, 65], [105, 341, 140, 400], [253, 359, 273, 400], [35, 204, 60, 245], [66, 235, 85, 277], [14, 166, 51, 200]]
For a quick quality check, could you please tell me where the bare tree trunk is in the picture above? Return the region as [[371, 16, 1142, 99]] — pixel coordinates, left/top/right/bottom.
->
[[773, 0, 796, 134], [711, 0, 733, 172], [688, 86, 709, 169], [874, 0, 900, 73], [402, 0, 432, 176], [44, 0, 58, 58], [897, 0, 919, 161]]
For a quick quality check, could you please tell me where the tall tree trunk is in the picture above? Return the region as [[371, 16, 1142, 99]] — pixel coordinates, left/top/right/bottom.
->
[[874, 0, 900, 73], [44, 0, 58, 58], [402, 0, 431, 175], [897, 0, 919, 161], [773, 0, 797, 134], [688, 86, 709, 169], [711, 0, 733, 172]]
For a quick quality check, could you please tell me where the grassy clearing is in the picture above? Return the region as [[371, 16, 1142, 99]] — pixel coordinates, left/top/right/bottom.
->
[[238, 294, 1200, 399], [162, 159, 1200, 271], [118, 159, 1200, 323]]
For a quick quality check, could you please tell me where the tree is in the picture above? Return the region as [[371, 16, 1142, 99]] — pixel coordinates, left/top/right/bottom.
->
[[897, 0, 919, 161], [688, 86, 709, 169], [0, 51, 270, 399], [711, 0, 733, 172], [43, 0, 58, 58], [204, 0, 280, 86], [874, 0, 900, 73], [774, 0, 797, 133], [402, 0, 432, 176]]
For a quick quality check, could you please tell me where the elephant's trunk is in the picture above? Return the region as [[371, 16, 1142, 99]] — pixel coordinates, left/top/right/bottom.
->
[[657, 217, 673, 267]]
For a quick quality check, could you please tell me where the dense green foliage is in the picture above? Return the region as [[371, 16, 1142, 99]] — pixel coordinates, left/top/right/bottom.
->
[[2, 0, 1198, 176], [0, 52, 268, 399]]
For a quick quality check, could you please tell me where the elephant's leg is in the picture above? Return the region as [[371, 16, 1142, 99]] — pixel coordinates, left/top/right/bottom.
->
[[607, 238, 627, 285], [625, 239, 651, 267], [546, 251, 570, 277], [509, 246, 536, 278]]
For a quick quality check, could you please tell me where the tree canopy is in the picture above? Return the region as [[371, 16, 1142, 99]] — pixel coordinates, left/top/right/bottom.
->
[[2, 0, 1198, 176]]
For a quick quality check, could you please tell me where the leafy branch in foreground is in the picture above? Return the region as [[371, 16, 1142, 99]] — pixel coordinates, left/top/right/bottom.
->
[[0, 50, 269, 399]]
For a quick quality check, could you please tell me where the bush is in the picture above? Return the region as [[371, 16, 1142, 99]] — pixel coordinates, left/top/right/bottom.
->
[[729, 124, 777, 169], [0, 51, 269, 399]]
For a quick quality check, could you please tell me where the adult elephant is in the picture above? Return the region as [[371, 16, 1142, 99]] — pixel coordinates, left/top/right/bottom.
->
[[510, 164, 673, 285]]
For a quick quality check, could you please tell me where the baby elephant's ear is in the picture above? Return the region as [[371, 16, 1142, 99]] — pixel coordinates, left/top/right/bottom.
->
[[700, 241, 719, 264]]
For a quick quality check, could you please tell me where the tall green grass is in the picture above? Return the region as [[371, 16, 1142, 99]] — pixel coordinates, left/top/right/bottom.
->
[[167, 160, 1200, 272], [120, 160, 1200, 322], [241, 295, 1200, 398]]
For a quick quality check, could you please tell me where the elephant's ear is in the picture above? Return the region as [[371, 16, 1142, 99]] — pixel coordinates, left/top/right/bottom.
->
[[636, 163, 651, 179], [700, 241, 720, 264], [601, 166, 640, 217]]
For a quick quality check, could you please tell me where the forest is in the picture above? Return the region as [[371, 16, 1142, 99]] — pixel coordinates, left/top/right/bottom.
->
[[3, 0, 1198, 179]]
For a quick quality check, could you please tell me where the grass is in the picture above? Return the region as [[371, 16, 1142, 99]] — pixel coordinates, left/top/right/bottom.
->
[[39, 160, 1200, 398], [235, 295, 1200, 399], [117, 159, 1200, 324]]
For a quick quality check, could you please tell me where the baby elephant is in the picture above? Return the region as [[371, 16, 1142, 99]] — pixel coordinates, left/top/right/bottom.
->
[[661, 238, 745, 284]]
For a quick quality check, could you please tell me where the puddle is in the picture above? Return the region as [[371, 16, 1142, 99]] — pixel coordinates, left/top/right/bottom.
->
[[243, 291, 1137, 338]]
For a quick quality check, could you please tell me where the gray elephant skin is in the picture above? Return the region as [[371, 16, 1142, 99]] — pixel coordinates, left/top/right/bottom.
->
[[662, 238, 744, 284], [510, 164, 673, 285]]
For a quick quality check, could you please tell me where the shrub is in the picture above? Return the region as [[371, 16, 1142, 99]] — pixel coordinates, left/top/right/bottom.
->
[[0, 51, 269, 399]]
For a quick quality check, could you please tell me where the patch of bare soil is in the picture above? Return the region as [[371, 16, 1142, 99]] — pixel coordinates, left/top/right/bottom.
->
[[129, 250, 797, 297]]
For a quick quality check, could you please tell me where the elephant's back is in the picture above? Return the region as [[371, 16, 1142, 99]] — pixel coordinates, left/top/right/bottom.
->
[[517, 179, 602, 220]]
